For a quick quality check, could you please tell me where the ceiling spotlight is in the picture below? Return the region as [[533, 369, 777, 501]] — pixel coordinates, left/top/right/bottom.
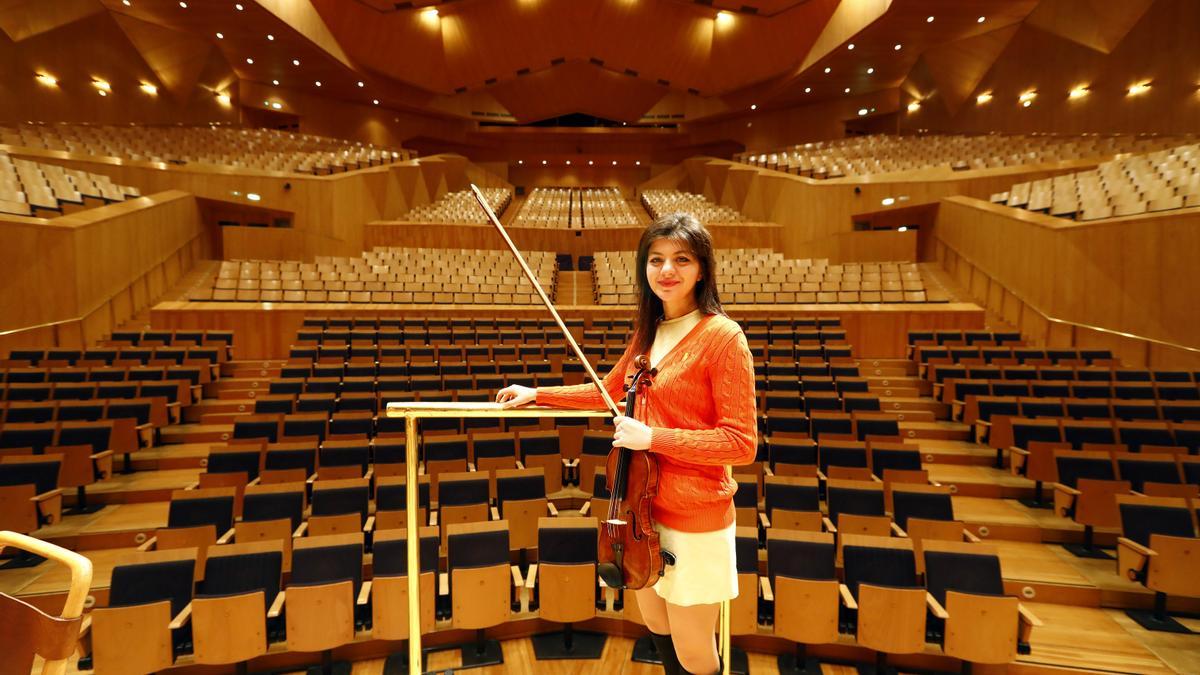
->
[[750, 104, 757, 110], [977, 16, 985, 23], [179, 1, 187, 7], [588, 160, 594, 165], [1069, 86, 1090, 99], [881, 197, 895, 206], [421, 7, 439, 24], [715, 11, 732, 26], [824, 67, 831, 74], [1127, 82, 1151, 96], [867, 67, 874, 74], [216, 32, 224, 39], [612, 160, 618, 165], [271, 102, 282, 109], [292, 59, 300, 66], [357, 81, 365, 88], [518, 160, 523, 165], [894, 44, 902, 51], [123, 0, 131, 5], [857, 108, 868, 116], [976, 92, 993, 104], [847, 43, 855, 50], [267, 34, 274, 41], [247, 192, 261, 201], [35, 73, 57, 87], [372, 99, 379, 105], [907, 101, 921, 112], [92, 78, 111, 91], [235, 3, 244, 9], [272, 79, 279, 85], [140, 83, 157, 95], [314, 81, 321, 87], [1019, 90, 1037, 103], [926, 15, 934, 23], [98, 90, 108, 96], [898, 226, 908, 232], [216, 92, 231, 105], [541, 160, 547, 165], [636, 161, 641, 165], [566, 160, 571, 165], [246, 58, 254, 64], [844, 87, 851, 93], [804, 87, 811, 93]]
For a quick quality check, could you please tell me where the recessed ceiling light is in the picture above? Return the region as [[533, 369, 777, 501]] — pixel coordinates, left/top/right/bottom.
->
[[977, 16, 985, 23], [541, 160, 547, 165], [804, 87, 811, 93], [847, 43, 855, 50], [272, 79, 279, 85], [750, 104, 757, 110], [588, 160, 594, 165], [894, 44, 902, 50], [235, 3, 244, 9], [824, 67, 831, 74], [246, 58, 254, 64], [267, 34, 274, 41], [271, 102, 282, 109], [926, 16, 934, 23], [857, 108, 868, 116], [292, 59, 300, 66], [98, 89, 108, 96], [122, 0, 131, 5], [867, 67, 874, 74], [844, 87, 850, 93], [636, 161, 641, 165], [314, 81, 321, 87], [612, 160, 618, 165], [35, 73, 57, 86], [372, 99, 379, 105], [140, 83, 157, 95], [247, 192, 261, 201], [357, 81, 364, 88], [907, 101, 921, 112], [178, 1, 187, 7], [216, 32, 224, 39], [566, 160, 571, 165], [518, 160, 523, 165]]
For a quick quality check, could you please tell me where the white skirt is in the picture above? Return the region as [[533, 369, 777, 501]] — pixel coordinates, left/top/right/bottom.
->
[[652, 521, 738, 607]]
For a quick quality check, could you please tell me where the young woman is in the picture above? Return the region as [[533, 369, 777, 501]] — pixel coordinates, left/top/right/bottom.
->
[[496, 212, 758, 675]]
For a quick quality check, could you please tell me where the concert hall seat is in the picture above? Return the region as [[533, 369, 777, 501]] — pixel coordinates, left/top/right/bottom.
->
[[763, 475, 825, 532], [1115, 495, 1200, 633], [190, 541, 284, 667], [472, 431, 519, 498], [364, 527, 439, 672], [577, 430, 611, 492], [1053, 451, 1131, 558], [262, 441, 318, 481], [496, 467, 553, 552], [232, 414, 282, 444], [434, 471, 490, 549], [764, 530, 840, 674], [318, 438, 371, 480], [769, 437, 818, 476], [423, 434, 469, 499], [529, 517, 606, 660], [308, 477, 372, 538], [47, 440, 113, 514], [445, 520, 515, 668], [1010, 440, 1069, 508], [840, 534, 928, 673], [517, 429, 566, 494], [278, 533, 365, 666], [1114, 452, 1184, 494], [0, 454, 64, 555], [923, 540, 1039, 667], [375, 475, 430, 530], [83, 548, 197, 675]]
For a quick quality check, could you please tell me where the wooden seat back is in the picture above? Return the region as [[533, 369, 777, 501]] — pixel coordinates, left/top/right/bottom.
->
[[448, 520, 511, 630], [943, 591, 1019, 664]]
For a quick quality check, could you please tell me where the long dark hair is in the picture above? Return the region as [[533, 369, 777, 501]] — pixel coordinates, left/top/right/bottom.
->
[[630, 212, 725, 356]]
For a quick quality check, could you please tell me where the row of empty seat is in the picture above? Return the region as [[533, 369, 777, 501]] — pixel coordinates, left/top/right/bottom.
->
[[512, 187, 639, 228], [736, 132, 1195, 179], [397, 187, 511, 223], [640, 188, 747, 222], [0, 151, 140, 217], [990, 143, 1200, 220], [593, 250, 939, 304], [0, 123, 412, 175]]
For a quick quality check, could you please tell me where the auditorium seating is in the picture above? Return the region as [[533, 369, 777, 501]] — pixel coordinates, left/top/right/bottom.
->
[[0, 151, 140, 217], [512, 187, 638, 228], [1115, 495, 1200, 633], [0, 123, 412, 175], [594, 249, 942, 304], [194, 248, 556, 304], [736, 132, 1194, 179], [640, 189, 747, 222], [990, 142, 1200, 220], [398, 187, 511, 223]]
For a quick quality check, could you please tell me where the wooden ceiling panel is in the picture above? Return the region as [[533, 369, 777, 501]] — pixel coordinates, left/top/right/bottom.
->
[[487, 61, 668, 124], [921, 24, 1019, 115], [1026, 0, 1155, 54], [113, 13, 213, 103], [0, 0, 103, 43]]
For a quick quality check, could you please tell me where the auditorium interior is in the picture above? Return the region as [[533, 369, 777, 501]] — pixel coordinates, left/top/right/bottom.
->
[[2, 0, 1199, 673]]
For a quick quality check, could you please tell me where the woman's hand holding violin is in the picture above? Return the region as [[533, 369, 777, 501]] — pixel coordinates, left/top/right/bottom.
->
[[496, 384, 536, 409], [612, 415, 652, 451]]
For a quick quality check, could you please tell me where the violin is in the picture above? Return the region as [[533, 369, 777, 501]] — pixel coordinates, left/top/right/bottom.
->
[[469, 185, 669, 591]]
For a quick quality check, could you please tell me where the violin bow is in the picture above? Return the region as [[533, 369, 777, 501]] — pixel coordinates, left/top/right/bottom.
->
[[469, 183, 621, 417]]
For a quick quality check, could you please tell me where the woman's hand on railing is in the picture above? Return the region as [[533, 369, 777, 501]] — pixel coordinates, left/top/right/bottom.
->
[[496, 384, 536, 409]]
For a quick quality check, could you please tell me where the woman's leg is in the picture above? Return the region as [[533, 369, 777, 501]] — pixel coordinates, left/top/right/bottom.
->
[[636, 588, 681, 673], [664, 600, 721, 674]]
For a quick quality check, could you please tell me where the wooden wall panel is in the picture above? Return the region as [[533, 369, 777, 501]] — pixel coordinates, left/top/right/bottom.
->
[[934, 200, 1200, 368]]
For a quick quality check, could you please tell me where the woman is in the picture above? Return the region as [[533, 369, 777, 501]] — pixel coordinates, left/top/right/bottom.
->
[[496, 212, 758, 675]]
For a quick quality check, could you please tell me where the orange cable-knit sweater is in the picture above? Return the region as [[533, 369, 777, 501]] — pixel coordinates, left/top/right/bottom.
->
[[536, 313, 758, 532]]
